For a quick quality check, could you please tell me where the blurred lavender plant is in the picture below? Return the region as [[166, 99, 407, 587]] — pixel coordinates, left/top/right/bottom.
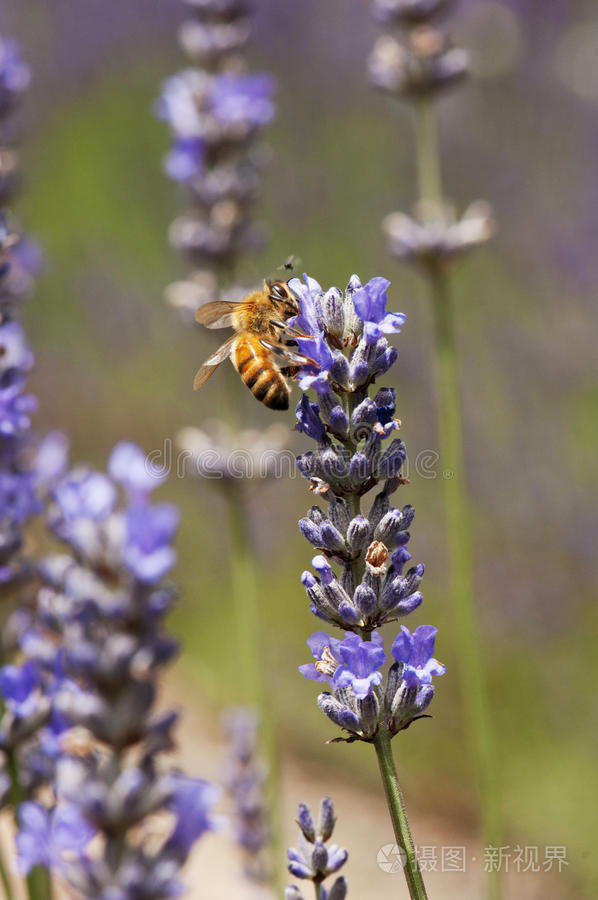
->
[[286, 798, 348, 900], [156, 5, 283, 890], [0, 37, 43, 590], [15, 442, 219, 898], [290, 273, 445, 900], [158, 0, 276, 320], [222, 708, 271, 884], [368, 2, 501, 897]]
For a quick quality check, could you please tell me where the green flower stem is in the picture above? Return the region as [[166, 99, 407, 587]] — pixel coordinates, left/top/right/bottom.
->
[[413, 96, 501, 900], [225, 483, 282, 892], [413, 97, 443, 213], [373, 728, 428, 900]]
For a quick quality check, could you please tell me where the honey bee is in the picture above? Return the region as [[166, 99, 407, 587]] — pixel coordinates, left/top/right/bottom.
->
[[193, 279, 315, 410]]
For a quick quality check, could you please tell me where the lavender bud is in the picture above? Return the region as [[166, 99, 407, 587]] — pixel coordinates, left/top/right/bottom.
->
[[308, 505, 326, 525], [296, 451, 318, 481], [285, 887, 304, 900], [327, 406, 350, 439], [356, 692, 380, 737], [369, 489, 391, 529], [322, 578, 353, 616], [316, 797, 335, 842], [311, 841, 328, 875], [329, 352, 351, 389], [353, 583, 377, 618], [373, 387, 396, 424], [320, 445, 349, 490], [297, 803, 316, 842], [299, 518, 323, 548], [374, 504, 414, 543], [384, 662, 403, 714], [387, 590, 424, 617], [317, 693, 360, 733], [371, 344, 398, 377], [328, 498, 351, 536], [319, 522, 347, 554], [378, 438, 406, 479], [339, 564, 355, 599], [349, 452, 371, 489], [312, 555, 334, 586], [337, 601, 361, 626], [322, 287, 345, 338], [326, 845, 349, 874], [346, 516, 372, 555], [350, 398, 377, 440], [329, 877, 348, 900]]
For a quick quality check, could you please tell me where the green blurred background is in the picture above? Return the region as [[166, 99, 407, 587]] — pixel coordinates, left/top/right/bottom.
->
[[4, 0, 598, 895]]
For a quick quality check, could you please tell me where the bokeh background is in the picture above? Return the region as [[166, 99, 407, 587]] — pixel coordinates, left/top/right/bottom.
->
[[2, 0, 598, 896]]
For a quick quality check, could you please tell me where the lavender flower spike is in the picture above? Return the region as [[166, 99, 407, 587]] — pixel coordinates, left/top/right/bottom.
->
[[291, 272, 442, 895], [20, 443, 219, 897], [159, 0, 277, 318], [286, 798, 348, 899]]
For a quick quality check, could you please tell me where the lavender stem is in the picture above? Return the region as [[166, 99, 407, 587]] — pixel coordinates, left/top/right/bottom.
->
[[414, 97, 501, 899], [225, 484, 283, 891], [413, 96, 443, 211], [373, 727, 427, 900]]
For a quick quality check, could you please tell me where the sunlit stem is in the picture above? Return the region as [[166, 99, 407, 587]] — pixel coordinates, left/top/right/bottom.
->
[[373, 728, 428, 900], [413, 95, 501, 900]]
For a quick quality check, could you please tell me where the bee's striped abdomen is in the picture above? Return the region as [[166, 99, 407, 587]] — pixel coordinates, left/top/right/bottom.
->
[[232, 336, 290, 410]]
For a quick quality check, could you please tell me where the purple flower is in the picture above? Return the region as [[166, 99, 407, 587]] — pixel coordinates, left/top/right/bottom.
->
[[108, 441, 167, 497], [295, 395, 326, 442], [0, 376, 37, 435], [0, 37, 30, 108], [33, 431, 69, 489], [17, 802, 95, 875], [0, 659, 39, 717], [288, 274, 335, 391], [352, 277, 406, 343], [333, 632, 385, 699], [300, 631, 385, 699], [0, 321, 34, 373], [123, 502, 179, 583], [156, 69, 205, 138], [53, 468, 117, 525], [209, 73, 275, 126], [391, 625, 446, 687], [0, 469, 39, 524], [167, 775, 219, 857], [165, 136, 205, 181], [299, 631, 343, 684]]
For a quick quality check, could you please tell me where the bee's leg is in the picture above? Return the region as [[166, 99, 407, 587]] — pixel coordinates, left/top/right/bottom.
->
[[280, 365, 300, 377]]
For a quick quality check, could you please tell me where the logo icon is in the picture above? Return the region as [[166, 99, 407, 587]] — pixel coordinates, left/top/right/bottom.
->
[[377, 844, 406, 874]]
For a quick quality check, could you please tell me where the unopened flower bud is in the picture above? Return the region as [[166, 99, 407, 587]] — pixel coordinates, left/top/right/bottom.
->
[[316, 797, 335, 842], [346, 515, 372, 554]]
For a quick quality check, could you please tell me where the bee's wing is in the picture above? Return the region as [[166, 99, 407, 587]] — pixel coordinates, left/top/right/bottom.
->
[[193, 336, 236, 390], [195, 301, 240, 330], [259, 338, 316, 367]]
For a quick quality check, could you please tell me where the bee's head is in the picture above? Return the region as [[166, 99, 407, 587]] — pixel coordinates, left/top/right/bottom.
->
[[266, 279, 301, 320]]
